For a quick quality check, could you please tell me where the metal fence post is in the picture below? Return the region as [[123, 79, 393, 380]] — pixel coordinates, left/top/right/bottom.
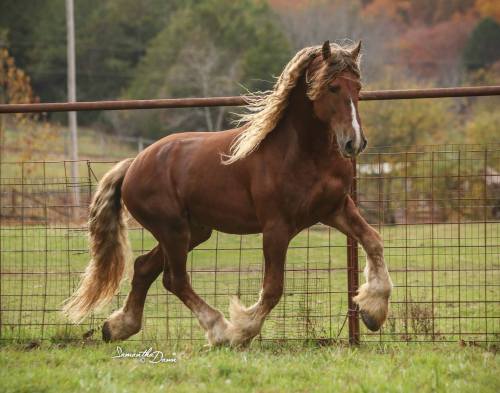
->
[[347, 158, 360, 345]]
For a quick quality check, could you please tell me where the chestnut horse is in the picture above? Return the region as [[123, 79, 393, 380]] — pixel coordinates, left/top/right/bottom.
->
[[63, 41, 393, 346]]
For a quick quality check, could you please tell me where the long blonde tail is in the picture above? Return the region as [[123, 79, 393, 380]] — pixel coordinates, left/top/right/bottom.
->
[[62, 158, 134, 323]]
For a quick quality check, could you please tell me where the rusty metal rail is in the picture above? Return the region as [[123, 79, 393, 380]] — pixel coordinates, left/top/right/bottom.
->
[[1, 86, 499, 113]]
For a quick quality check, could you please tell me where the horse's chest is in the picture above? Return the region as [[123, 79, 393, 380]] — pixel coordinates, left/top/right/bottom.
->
[[283, 172, 350, 222], [261, 157, 353, 225], [306, 176, 348, 211]]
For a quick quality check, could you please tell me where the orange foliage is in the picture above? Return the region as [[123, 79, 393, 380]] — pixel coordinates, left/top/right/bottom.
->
[[474, 0, 500, 21], [0, 47, 55, 162], [397, 13, 477, 79], [363, 0, 476, 25], [267, 0, 312, 11], [0, 47, 37, 106], [362, 0, 410, 25]]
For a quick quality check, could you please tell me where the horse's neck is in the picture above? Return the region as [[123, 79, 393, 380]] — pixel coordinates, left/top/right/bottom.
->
[[276, 79, 336, 160]]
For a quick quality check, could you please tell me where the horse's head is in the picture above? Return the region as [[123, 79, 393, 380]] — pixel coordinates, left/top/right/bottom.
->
[[308, 41, 367, 158], [224, 41, 368, 164]]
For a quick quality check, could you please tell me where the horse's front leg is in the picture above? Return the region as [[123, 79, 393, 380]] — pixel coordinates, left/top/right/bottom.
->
[[323, 196, 393, 331], [227, 224, 289, 346]]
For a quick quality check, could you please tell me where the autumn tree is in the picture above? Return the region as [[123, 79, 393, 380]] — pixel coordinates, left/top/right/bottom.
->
[[397, 13, 476, 84], [274, 0, 400, 82], [0, 48, 55, 161], [363, 0, 475, 26], [474, 0, 500, 22]]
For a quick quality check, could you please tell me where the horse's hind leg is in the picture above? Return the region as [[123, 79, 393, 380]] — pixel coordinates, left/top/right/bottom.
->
[[158, 224, 234, 346], [102, 245, 163, 342]]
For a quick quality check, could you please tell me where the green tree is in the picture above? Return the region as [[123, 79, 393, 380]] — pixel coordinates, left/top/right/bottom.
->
[[0, 0, 180, 123], [0, 1, 46, 66], [121, 0, 291, 138], [76, 0, 180, 102], [463, 17, 500, 70]]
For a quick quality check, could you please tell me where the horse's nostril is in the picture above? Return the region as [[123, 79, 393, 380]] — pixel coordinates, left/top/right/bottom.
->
[[345, 140, 354, 154]]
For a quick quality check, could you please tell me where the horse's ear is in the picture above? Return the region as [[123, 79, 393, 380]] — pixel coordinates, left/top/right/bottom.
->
[[322, 40, 331, 62], [351, 41, 362, 60]]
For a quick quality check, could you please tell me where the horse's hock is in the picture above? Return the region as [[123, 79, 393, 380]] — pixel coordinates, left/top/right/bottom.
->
[[0, 145, 498, 344]]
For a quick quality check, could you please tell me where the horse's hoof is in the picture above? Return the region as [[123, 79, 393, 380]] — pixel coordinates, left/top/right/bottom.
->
[[102, 321, 112, 342], [360, 310, 381, 332]]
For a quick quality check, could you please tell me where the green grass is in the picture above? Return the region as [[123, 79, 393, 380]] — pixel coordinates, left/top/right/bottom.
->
[[1, 222, 499, 344], [0, 342, 498, 392], [1, 138, 499, 391], [0, 150, 499, 344]]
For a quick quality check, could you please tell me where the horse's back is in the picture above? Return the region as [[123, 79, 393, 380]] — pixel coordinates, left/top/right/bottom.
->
[[121, 128, 261, 233]]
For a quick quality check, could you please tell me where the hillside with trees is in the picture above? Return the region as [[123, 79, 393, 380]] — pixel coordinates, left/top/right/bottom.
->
[[1, 0, 499, 149]]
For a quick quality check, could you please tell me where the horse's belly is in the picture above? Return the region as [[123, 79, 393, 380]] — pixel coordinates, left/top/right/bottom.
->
[[189, 201, 262, 234], [187, 182, 262, 234]]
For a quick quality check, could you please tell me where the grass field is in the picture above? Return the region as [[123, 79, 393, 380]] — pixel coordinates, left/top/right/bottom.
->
[[1, 139, 499, 391], [1, 222, 498, 344], [0, 341, 498, 393]]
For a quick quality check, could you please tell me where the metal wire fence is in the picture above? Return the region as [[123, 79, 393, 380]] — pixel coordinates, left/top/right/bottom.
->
[[357, 145, 499, 344], [0, 144, 498, 345]]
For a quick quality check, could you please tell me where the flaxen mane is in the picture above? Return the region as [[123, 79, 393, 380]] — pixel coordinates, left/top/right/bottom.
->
[[223, 42, 361, 165]]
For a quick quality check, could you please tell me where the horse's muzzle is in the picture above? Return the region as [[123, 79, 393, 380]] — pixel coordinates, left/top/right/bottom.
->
[[343, 137, 367, 157]]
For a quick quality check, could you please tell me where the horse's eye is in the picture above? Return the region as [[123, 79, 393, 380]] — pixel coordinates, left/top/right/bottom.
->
[[329, 85, 341, 93]]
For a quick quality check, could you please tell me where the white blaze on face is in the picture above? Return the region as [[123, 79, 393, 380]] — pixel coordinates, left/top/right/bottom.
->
[[350, 99, 361, 149]]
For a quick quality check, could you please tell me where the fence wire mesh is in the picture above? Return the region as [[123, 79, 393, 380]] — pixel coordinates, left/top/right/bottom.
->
[[0, 144, 498, 344], [357, 145, 499, 343]]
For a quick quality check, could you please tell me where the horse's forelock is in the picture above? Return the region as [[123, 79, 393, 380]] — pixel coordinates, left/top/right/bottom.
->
[[307, 43, 361, 100]]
